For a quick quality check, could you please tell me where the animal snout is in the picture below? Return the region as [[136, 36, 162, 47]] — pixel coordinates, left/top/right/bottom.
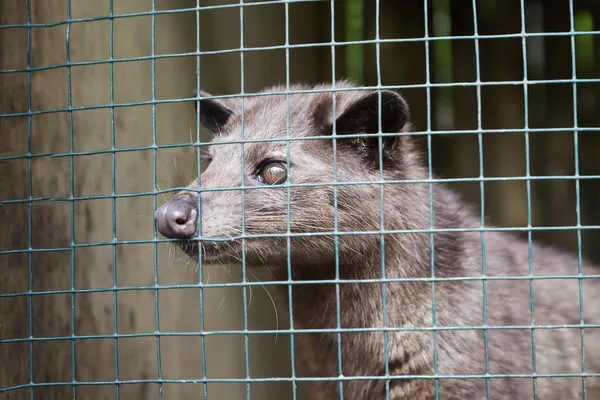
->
[[154, 196, 198, 238]]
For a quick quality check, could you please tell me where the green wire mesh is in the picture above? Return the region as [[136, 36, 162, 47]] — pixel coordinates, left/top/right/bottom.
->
[[1, 1, 600, 400]]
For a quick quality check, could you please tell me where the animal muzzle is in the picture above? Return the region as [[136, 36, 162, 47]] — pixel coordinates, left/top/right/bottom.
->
[[154, 195, 199, 239]]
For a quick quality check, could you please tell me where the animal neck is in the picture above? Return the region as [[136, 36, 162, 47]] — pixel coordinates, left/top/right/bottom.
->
[[270, 233, 432, 331], [270, 184, 469, 331]]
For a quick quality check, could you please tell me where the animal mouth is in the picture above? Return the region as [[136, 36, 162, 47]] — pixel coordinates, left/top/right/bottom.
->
[[176, 237, 240, 264]]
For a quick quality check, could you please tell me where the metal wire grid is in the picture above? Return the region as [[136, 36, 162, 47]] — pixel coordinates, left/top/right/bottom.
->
[[0, 0, 598, 399]]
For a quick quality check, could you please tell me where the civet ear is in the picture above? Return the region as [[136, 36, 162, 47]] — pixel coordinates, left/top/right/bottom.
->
[[192, 89, 237, 134], [322, 90, 410, 167]]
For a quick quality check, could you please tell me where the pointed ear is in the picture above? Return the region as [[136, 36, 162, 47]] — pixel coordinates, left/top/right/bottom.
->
[[192, 90, 236, 134], [323, 90, 410, 167]]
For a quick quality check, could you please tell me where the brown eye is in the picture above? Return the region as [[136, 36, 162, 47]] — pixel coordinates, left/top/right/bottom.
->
[[260, 162, 287, 185]]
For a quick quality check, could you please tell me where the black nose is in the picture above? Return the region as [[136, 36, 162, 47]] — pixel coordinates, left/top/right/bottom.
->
[[154, 197, 198, 238]]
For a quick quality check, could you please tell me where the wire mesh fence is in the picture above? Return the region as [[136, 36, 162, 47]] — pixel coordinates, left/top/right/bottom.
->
[[1, 0, 600, 399]]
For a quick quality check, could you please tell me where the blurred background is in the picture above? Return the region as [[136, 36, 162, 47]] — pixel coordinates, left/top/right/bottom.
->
[[1, 0, 599, 399]]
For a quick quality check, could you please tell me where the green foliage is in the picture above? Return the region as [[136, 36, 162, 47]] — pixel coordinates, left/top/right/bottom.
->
[[345, 0, 364, 84], [575, 10, 594, 75]]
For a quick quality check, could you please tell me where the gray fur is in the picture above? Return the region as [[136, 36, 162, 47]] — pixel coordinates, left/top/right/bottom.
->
[[164, 81, 600, 399]]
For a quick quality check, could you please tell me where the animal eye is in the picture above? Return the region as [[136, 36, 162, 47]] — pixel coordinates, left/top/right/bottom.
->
[[200, 150, 213, 168], [259, 161, 287, 185]]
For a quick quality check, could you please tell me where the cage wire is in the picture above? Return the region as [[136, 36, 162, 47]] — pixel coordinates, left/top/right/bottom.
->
[[0, 0, 600, 399]]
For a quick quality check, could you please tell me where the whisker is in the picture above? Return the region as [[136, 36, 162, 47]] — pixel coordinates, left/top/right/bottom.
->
[[213, 256, 232, 281], [204, 260, 209, 284], [248, 268, 280, 342], [247, 276, 253, 310], [219, 260, 232, 279], [155, 183, 169, 203], [175, 251, 188, 266], [215, 295, 226, 313]]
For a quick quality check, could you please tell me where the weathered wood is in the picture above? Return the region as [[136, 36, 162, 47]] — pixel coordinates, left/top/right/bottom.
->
[[1, 0, 334, 399]]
